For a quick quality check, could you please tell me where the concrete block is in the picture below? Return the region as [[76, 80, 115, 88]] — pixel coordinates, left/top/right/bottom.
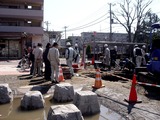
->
[[21, 91, 45, 110], [73, 91, 100, 115], [53, 83, 74, 102], [0, 83, 13, 104], [47, 104, 84, 120]]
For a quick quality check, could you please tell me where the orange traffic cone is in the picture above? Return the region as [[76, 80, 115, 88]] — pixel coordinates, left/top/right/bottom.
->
[[125, 74, 142, 103], [92, 56, 95, 65], [92, 68, 105, 89], [58, 66, 65, 82]]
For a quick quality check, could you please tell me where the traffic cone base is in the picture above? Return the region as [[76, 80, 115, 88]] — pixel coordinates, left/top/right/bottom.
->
[[92, 84, 105, 89], [124, 99, 142, 104]]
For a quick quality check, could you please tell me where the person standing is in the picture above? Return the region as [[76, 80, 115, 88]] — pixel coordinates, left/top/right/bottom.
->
[[110, 46, 117, 68], [29, 45, 36, 75], [47, 42, 60, 83], [74, 43, 80, 64], [133, 44, 143, 67], [103, 44, 111, 70], [65, 42, 76, 76], [32, 43, 43, 77], [43, 43, 51, 80], [141, 45, 146, 66]]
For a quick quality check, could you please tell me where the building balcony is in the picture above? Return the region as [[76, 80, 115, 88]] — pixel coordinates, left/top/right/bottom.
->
[[0, 0, 44, 4], [0, 8, 43, 20], [0, 26, 43, 35], [14, 0, 43, 4]]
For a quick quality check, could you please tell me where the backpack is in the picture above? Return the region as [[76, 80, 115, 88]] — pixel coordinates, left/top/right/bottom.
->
[[135, 48, 142, 56]]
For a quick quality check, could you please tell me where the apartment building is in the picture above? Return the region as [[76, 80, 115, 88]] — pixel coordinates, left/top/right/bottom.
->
[[0, 0, 44, 59]]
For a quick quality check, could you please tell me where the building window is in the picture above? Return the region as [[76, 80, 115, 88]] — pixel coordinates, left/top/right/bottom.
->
[[28, 5, 32, 9], [27, 21, 32, 24]]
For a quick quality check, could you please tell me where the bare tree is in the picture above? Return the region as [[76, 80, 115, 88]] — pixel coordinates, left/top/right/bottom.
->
[[112, 0, 152, 42]]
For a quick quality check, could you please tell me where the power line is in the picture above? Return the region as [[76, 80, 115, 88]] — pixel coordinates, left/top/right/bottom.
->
[[67, 4, 108, 27], [67, 17, 108, 32], [64, 14, 109, 32], [67, 14, 108, 31]]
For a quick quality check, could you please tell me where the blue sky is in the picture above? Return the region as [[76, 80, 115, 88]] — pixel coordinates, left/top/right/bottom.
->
[[44, 0, 160, 38]]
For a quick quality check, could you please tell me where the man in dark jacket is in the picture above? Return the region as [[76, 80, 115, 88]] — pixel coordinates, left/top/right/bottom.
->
[[43, 43, 51, 80]]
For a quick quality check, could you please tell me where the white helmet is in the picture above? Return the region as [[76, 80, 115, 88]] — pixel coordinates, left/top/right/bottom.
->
[[134, 44, 138, 47], [104, 44, 108, 47], [75, 43, 78, 47], [114, 46, 117, 51], [142, 45, 146, 49], [66, 42, 71, 46]]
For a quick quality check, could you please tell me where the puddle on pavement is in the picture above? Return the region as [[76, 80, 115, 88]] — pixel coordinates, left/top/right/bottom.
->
[[0, 96, 125, 120]]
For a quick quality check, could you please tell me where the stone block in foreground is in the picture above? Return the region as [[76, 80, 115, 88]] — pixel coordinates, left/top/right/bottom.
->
[[73, 91, 100, 115], [53, 83, 74, 102], [47, 104, 84, 120], [0, 83, 13, 104], [21, 91, 45, 110]]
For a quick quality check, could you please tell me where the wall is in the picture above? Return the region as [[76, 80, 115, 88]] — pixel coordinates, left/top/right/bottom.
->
[[32, 35, 43, 47]]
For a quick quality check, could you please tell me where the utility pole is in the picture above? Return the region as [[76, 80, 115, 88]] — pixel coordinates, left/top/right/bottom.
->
[[109, 3, 115, 41], [44, 21, 51, 31], [109, 3, 112, 41], [64, 26, 68, 40]]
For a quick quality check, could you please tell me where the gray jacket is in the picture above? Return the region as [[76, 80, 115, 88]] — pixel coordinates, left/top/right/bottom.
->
[[47, 47, 60, 65]]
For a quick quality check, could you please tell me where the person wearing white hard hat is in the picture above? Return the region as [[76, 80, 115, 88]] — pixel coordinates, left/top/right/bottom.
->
[[65, 42, 76, 76], [74, 43, 80, 64], [103, 44, 111, 70], [133, 44, 143, 67]]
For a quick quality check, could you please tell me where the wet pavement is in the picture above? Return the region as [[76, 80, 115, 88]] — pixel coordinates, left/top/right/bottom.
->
[[0, 60, 29, 75], [0, 60, 127, 120], [0, 60, 160, 120]]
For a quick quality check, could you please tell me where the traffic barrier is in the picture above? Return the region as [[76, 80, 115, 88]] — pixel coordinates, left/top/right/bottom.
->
[[137, 82, 160, 88], [58, 66, 65, 82], [105, 72, 130, 81], [92, 68, 105, 89], [124, 74, 142, 103], [106, 72, 160, 88]]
